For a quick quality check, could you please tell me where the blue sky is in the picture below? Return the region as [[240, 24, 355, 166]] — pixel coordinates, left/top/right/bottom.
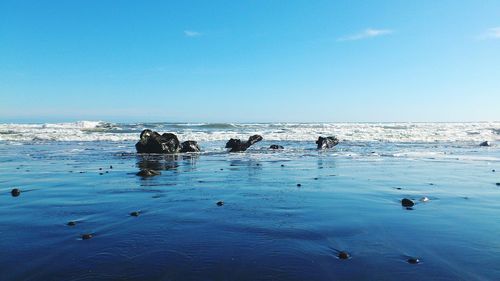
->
[[1, 0, 499, 123]]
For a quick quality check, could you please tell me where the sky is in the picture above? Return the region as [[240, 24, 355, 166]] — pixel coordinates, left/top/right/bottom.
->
[[1, 0, 499, 123]]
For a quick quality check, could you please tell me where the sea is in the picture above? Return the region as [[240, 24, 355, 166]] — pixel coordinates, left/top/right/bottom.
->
[[0, 121, 499, 281]]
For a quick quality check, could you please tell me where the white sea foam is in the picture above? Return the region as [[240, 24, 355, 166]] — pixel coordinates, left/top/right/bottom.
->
[[0, 121, 499, 143]]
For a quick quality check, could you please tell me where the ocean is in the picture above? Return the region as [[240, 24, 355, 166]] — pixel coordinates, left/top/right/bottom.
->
[[1, 122, 499, 280]]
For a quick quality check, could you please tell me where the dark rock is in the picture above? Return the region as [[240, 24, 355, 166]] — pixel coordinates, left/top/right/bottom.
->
[[338, 251, 350, 259], [81, 233, 93, 240], [130, 211, 140, 217], [67, 221, 77, 226], [407, 257, 420, 264], [11, 188, 21, 197], [316, 136, 339, 149], [136, 169, 161, 177], [297, 184, 302, 187], [216, 201, 224, 206], [135, 129, 181, 153], [180, 141, 201, 153], [401, 198, 415, 207], [225, 135, 263, 152], [269, 144, 284, 150], [479, 141, 491, 147], [110, 165, 113, 169], [281, 164, 285, 167], [496, 183, 500, 186]]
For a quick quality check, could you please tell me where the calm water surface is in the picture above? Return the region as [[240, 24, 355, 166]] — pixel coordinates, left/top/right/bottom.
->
[[0, 140, 499, 280]]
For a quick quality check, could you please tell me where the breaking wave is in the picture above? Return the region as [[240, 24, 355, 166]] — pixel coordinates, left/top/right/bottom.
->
[[0, 121, 499, 144]]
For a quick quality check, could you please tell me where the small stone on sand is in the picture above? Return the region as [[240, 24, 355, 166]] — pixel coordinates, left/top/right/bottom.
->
[[11, 188, 21, 197], [81, 233, 93, 240], [338, 251, 350, 259], [407, 257, 420, 264], [401, 198, 415, 207]]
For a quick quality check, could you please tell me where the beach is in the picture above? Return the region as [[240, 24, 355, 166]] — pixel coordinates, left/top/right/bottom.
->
[[0, 122, 499, 280]]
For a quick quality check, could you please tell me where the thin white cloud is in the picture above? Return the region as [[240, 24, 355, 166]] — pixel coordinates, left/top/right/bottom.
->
[[338, 28, 393, 42], [184, 30, 201, 37], [480, 27, 500, 40]]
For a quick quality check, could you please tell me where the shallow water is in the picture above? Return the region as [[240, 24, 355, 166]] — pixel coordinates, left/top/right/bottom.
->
[[1, 137, 500, 280]]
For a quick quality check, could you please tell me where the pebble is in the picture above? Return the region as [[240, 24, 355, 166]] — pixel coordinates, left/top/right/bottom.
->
[[407, 257, 420, 264], [81, 233, 93, 240], [338, 251, 350, 260], [401, 198, 415, 208], [216, 201, 224, 206], [11, 188, 21, 197]]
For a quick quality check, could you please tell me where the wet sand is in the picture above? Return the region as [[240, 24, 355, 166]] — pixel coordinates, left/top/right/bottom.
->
[[0, 141, 499, 280]]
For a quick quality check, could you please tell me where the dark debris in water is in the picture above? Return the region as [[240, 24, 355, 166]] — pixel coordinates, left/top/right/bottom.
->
[[401, 198, 415, 208], [407, 257, 420, 264], [216, 201, 224, 206], [81, 233, 93, 240], [337, 251, 350, 260], [11, 188, 21, 197]]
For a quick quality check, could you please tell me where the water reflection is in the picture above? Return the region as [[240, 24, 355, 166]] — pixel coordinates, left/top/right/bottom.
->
[[136, 154, 199, 172]]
